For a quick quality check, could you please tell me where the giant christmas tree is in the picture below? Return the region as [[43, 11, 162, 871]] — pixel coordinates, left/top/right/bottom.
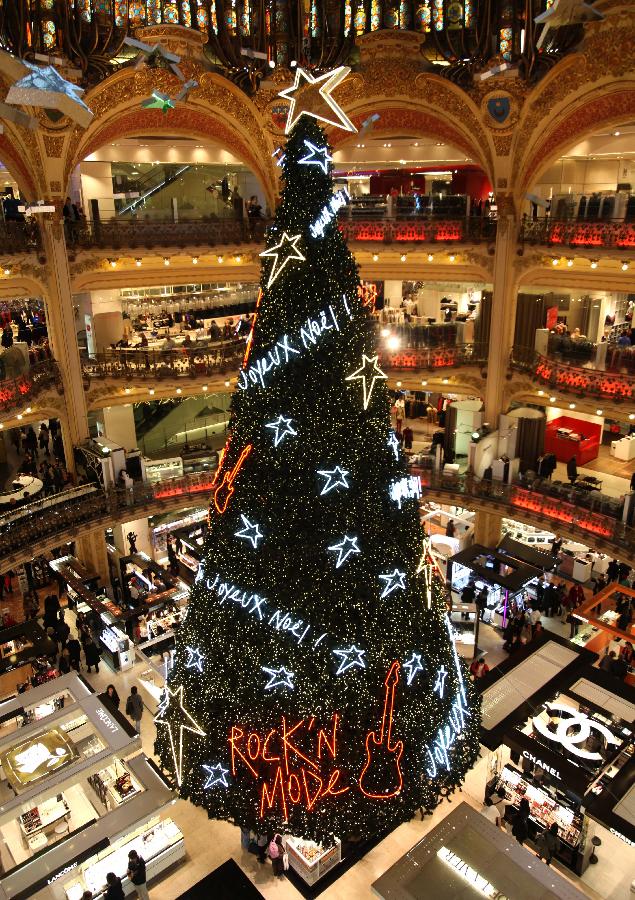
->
[[155, 66, 480, 845]]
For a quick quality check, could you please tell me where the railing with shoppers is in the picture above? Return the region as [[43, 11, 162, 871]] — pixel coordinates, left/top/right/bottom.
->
[[80, 342, 245, 382], [413, 469, 634, 559], [510, 346, 635, 402], [339, 216, 496, 244], [519, 216, 635, 249], [0, 473, 216, 567], [72, 217, 272, 250], [379, 341, 488, 371], [0, 359, 63, 413]]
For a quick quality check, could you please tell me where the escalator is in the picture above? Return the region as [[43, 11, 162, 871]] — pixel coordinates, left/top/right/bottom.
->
[[116, 164, 193, 217]]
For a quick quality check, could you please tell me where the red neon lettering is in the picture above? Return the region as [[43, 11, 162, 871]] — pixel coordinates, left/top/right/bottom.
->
[[301, 768, 323, 811], [229, 726, 257, 778], [288, 773, 301, 803], [323, 768, 349, 798], [282, 717, 318, 773], [317, 713, 339, 760], [247, 732, 261, 761], [262, 729, 280, 763], [260, 766, 288, 820]]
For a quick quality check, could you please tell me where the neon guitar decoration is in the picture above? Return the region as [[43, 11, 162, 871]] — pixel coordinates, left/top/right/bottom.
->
[[212, 444, 253, 514], [359, 661, 404, 799]]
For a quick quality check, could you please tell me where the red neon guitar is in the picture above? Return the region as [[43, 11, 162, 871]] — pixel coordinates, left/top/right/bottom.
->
[[212, 444, 252, 514], [359, 661, 404, 799]]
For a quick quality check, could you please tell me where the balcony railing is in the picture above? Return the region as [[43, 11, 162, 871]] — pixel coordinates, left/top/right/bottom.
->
[[81, 342, 244, 382], [519, 216, 635, 249], [73, 217, 271, 251], [0, 359, 63, 413], [379, 341, 488, 371], [414, 470, 633, 558], [0, 220, 41, 254], [510, 346, 635, 402], [0, 469, 631, 571], [339, 216, 496, 244]]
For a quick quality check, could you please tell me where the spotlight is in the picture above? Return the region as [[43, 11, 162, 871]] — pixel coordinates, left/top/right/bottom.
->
[[549, 396, 556, 402], [203, 385, 208, 391], [552, 257, 559, 266], [372, 253, 379, 262], [396, 381, 402, 388], [192, 256, 198, 265], [149, 389, 155, 396], [427, 253, 434, 262], [224, 380, 230, 387], [400, 253, 407, 262], [381, 327, 391, 337], [449, 254, 456, 262], [421, 380, 428, 386], [622, 261, 629, 271], [164, 257, 170, 266], [387, 335, 401, 351], [135, 258, 142, 267], [176, 387, 182, 394], [538, 390, 544, 396], [442, 377, 449, 384], [217, 255, 224, 263], [569, 402, 576, 409], [235, 254, 242, 263], [108, 259, 116, 268], [566, 258, 573, 267], [596, 409, 603, 415], [590, 260, 598, 269]]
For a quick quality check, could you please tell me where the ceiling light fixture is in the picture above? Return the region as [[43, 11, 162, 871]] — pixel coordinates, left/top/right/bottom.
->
[[217, 254, 224, 263], [552, 257, 559, 266], [590, 259, 598, 269], [596, 408, 603, 415], [163, 257, 170, 266], [449, 253, 456, 262], [427, 253, 434, 262], [622, 261, 629, 271], [567, 258, 573, 267], [135, 258, 142, 267], [192, 256, 198, 265], [372, 253, 379, 262], [400, 253, 407, 262]]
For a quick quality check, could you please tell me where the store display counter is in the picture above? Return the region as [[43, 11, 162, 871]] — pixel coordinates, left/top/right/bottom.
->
[[62, 817, 184, 900], [497, 764, 583, 849], [285, 836, 341, 886]]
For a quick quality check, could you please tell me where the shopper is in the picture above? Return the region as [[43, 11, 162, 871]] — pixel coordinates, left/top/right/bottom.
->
[[67, 637, 81, 672], [102, 684, 121, 711], [84, 637, 101, 674], [607, 559, 620, 582], [256, 833, 269, 864], [445, 519, 456, 538], [58, 647, 71, 675], [566, 456, 577, 484], [600, 650, 616, 673], [127, 850, 149, 900], [56, 614, 70, 650], [537, 822, 560, 865], [483, 792, 505, 828], [268, 833, 285, 878], [126, 686, 144, 733], [511, 798, 530, 846], [104, 872, 125, 900], [469, 657, 489, 679]]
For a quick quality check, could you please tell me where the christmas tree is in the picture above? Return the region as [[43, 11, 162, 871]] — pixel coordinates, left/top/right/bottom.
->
[[155, 66, 480, 846]]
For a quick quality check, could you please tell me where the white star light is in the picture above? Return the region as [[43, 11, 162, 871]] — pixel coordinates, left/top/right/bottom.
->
[[379, 569, 407, 599], [299, 139, 333, 174], [202, 763, 229, 789], [278, 66, 357, 135], [154, 685, 206, 786], [433, 665, 448, 699], [328, 534, 361, 568], [259, 232, 305, 288], [234, 514, 263, 549], [333, 644, 366, 675], [185, 646, 205, 673], [388, 431, 401, 461], [317, 466, 350, 495], [265, 415, 297, 447], [403, 653, 425, 686], [261, 666, 295, 690], [346, 354, 388, 409]]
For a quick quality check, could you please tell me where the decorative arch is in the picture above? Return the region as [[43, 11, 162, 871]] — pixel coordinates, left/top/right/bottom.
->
[[517, 86, 635, 200], [0, 130, 39, 199], [67, 68, 277, 208]]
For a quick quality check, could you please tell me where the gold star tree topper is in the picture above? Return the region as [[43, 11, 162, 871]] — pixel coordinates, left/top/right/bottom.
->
[[279, 66, 357, 135]]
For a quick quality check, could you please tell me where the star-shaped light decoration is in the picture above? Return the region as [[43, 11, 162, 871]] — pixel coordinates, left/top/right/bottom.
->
[[185, 646, 205, 673], [379, 569, 407, 599], [123, 36, 185, 80], [327, 534, 361, 568], [333, 644, 366, 675], [4, 58, 93, 128], [298, 139, 333, 174], [403, 652, 425, 686], [261, 665, 295, 691], [433, 665, 448, 699], [141, 90, 175, 114], [387, 431, 401, 461], [265, 415, 297, 447], [317, 466, 350, 495], [279, 66, 357, 135], [234, 514, 263, 549], [202, 763, 230, 789], [346, 354, 387, 409], [259, 232, 305, 288], [154, 685, 206, 786], [534, 0, 604, 48]]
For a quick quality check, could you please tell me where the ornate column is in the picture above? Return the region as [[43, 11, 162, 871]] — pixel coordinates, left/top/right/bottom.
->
[[483, 194, 518, 424], [473, 510, 503, 547], [40, 218, 89, 467]]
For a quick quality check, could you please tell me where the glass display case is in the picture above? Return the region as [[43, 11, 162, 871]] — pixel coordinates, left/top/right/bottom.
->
[[496, 764, 583, 849], [62, 817, 184, 900], [88, 758, 142, 809], [285, 835, 341, 886]]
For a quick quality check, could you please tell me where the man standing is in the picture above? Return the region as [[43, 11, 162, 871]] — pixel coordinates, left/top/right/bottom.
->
[[125, 686, 144, 734], [127, 849, 149, 900]]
